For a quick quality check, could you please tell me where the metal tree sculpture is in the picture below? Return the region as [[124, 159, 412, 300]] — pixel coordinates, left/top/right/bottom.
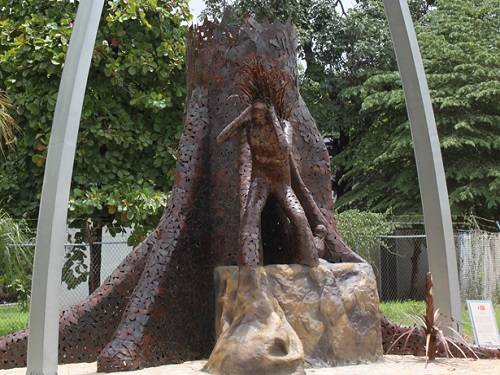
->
[[216, 59, 343, 267], [0, 16, 361, 372], [1, 15, 498, 374]]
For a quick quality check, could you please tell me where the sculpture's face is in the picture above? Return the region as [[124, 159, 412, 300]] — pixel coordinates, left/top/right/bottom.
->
[[252, 101, 272, 127]]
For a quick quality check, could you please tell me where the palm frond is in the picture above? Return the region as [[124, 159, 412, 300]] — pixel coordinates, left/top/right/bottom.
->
[[0, 91, 18, 155], [436, 330, 451, 358], [433, 308, 441, 322], [404, 312, 425, 327], [387, 327, 415, 354], [446, 336, 468, 359], [447, 326, 479, 359]]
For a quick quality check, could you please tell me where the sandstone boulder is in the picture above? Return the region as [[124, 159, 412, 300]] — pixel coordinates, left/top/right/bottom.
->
[[205, 260, 382, 375]]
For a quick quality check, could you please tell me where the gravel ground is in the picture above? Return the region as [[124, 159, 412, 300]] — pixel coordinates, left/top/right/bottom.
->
[[2, 356, 499, 375]]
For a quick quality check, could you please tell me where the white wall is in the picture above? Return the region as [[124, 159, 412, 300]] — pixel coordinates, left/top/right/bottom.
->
[[59, 227, 133, 309]]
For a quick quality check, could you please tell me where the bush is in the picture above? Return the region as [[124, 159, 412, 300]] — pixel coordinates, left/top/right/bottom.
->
[[0, 209, 33, 309], [336, 209, 395, 265]]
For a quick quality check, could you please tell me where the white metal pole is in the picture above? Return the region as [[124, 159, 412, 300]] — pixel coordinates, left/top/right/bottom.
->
[[26, 1, 104, 374], [382, 0, 461, 332]]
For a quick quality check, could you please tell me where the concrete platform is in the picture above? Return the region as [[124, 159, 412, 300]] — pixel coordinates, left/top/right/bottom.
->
[[2, 356, 499, 375]]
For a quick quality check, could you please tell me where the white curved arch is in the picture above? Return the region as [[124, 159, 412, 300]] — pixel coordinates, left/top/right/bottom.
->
[[27, 1, 460, 373], [382, 0, 461, 333], [27, 1, 104, 374]]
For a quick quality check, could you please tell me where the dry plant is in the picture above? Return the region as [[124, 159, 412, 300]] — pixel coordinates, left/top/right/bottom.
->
[[237, 56, 292, 119], [0, 91, 18, 155], [387, 272, 478, 364]]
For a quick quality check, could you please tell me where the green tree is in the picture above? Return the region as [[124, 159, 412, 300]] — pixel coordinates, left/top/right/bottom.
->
[[289, 0, 431, 197], [336, 0, 500, 218], [0, 0, 190, 291], [336, 209, 395, 265]]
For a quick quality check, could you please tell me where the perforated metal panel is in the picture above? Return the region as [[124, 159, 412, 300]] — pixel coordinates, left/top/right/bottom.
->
[[0, 16, 360, 372]]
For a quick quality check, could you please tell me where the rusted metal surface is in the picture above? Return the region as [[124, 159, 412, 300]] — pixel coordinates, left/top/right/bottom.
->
[[217, 59, 334, 267], [0, 16, 361, 372], [0, 234, 151, 368]]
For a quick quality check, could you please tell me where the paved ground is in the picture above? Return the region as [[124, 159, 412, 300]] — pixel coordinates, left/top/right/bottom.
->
[[2, 356, 500, 375]]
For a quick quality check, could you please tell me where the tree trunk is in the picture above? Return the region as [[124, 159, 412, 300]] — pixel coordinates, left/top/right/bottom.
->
[[88, 225, 102, 294], [407, 239, 422, 299], [0, 15, 359, 372]]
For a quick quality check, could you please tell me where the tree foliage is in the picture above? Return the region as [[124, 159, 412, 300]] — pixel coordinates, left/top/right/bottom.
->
[[0, 0, 190, 241], [204, 0, 432, 195], [336, 209, 395, 264], [205, 0, 497, 219], [336, 0, 500, 218]]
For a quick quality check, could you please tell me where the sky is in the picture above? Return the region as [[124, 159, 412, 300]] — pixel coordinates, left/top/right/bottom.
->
[[189, 0, 357, 20], [189, 0, 206, 19]]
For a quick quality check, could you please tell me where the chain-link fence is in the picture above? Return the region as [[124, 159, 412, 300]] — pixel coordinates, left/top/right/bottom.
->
[[374, 228, 500, 341], [1, 228, 499, 338], [0, 240, 131, 336], [457, 230, 500, 304], [376, 231, 428, 301], [375, 229, 500, 304]]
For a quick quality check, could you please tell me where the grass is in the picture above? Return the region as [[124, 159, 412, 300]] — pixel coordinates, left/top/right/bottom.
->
[[0, 304, 29, 336], [0, 300, 498, 340], [380, 300, 500, 342]]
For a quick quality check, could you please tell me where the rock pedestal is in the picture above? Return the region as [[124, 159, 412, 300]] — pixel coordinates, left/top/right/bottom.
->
[[205, 260, 382, 375]]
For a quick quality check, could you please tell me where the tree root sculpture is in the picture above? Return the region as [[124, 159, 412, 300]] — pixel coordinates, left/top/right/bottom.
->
[[0, 16, 360, 372], [1, 86, 211, 371], [2, 14, 496, 374]]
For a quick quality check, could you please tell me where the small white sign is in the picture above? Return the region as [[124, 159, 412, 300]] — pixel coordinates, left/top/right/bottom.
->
[[467, 300, 500, 348]]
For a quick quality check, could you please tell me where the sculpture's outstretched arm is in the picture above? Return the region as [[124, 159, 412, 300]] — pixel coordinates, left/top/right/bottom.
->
[[217, 105, 252, 144]]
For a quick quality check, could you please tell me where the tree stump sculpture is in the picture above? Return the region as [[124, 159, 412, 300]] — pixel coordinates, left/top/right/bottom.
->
[[0, 15, 360, 372], [7, 14, 495, 374]]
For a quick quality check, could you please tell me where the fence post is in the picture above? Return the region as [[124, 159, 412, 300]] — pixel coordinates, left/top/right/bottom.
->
[[26, 2, 104, 374], [382, 0, 461, 333]]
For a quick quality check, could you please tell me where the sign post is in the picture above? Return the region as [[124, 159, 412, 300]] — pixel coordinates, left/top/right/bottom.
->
[[467, 300, 500, 348]]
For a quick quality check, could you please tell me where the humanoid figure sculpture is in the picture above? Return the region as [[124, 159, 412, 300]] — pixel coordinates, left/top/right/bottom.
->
[[217, 59, 318, 266], [217, 60, 338, 267], [1, 15, 494, 374]]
